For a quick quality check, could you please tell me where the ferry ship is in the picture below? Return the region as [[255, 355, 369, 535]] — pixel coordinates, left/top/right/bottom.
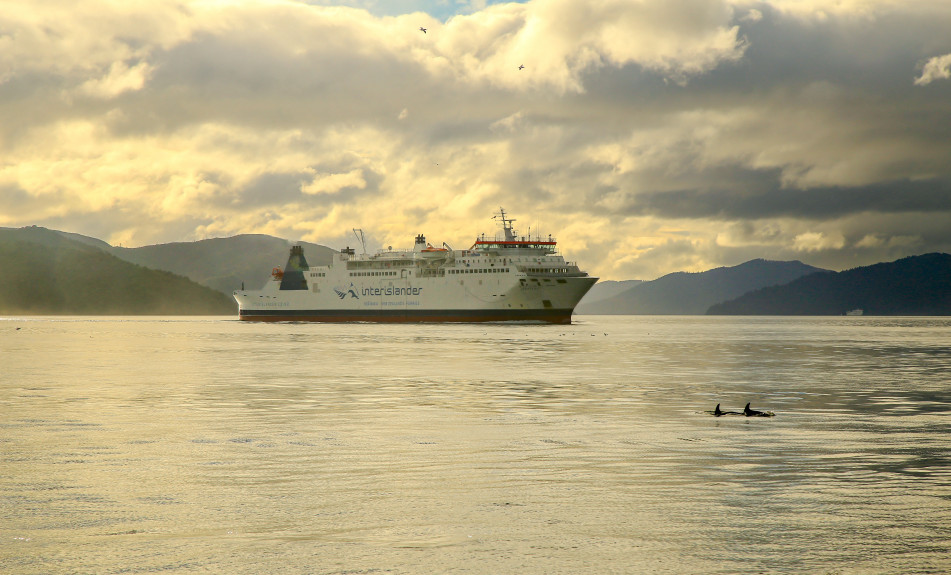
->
[[234, 209, 597, 323]]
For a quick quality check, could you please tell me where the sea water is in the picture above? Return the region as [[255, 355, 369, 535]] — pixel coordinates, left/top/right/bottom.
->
[[1, 316, 949, 574]]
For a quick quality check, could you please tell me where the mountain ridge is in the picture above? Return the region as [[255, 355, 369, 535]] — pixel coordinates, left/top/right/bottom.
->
[[577, 259, 826, 315], [111, 234, 335, 295], [0, 227, 236, 315], [707, 253, 951, 315]]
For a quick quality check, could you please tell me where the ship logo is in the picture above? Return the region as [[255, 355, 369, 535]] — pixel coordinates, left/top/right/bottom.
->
[[334, 283, 360, 299]]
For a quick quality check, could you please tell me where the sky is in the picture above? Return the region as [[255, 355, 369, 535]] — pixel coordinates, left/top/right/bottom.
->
[[2, 0, 951, 281]]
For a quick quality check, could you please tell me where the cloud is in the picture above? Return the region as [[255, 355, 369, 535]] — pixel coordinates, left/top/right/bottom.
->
[[78, 61, 154, 99], [741, 9, 763, 22], [625, 178, 951, 220], [301, 169, 368, 196], [0, 0, 194, 83], [793, 231, 845, 252], [2, 0, 951, 280], [430, 0, 747, 91], [915, 53, 951, 86]]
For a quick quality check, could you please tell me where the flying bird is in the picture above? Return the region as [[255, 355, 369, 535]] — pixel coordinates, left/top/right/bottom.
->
[[419, 27, 427, 33], [518, 64, 525, 70]]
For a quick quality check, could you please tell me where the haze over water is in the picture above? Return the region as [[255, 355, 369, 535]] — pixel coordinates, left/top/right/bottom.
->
[[2, 316, 949, 574]]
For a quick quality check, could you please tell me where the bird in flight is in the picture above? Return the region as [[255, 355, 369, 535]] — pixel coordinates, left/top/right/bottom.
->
[[419, 27, 427, 33], [518, 64, 525, 70]]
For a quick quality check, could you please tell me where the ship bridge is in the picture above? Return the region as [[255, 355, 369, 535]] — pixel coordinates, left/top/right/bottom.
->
[[472, 208, 557, 255]]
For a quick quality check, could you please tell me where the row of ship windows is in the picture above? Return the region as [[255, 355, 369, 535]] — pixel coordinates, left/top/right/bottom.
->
[[448, 268, 510, 274], [347, 271, 398, 277], [309, 267, 568, 278], [311, 268, 515, 277]]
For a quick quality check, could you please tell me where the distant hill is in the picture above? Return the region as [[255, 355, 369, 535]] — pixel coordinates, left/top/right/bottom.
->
[[577, 280, 643, 307], [0, 227, 236, 315], [111, 235, 335, 295], [707, 253, 951, 315], [576, 259, 826, 315]]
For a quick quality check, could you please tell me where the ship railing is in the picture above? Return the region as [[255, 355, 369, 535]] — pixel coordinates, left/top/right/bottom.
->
[[478, 231, 557, 243]]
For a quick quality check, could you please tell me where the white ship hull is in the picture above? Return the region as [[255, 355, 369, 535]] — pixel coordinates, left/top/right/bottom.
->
[[234, 210, 597, 323]]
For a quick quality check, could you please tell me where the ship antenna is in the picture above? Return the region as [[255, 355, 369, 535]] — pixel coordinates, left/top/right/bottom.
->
[[493, 207, 517, 242], [352, 228, 367, 255]]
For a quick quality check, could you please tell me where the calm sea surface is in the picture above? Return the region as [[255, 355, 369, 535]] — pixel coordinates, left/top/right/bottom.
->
[[1, 315, 949, 574]]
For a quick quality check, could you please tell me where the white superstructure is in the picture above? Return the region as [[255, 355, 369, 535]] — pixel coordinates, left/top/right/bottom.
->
[[234, 208, 597, 323]]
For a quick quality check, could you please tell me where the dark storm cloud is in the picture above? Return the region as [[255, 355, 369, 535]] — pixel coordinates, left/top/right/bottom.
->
[[724, 4, 951, 93], [228, 168, 382, 209], [628, 177, 951, 220]]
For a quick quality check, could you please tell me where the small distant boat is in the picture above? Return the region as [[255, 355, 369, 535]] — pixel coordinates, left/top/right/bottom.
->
[[845, 309, 864, 316]]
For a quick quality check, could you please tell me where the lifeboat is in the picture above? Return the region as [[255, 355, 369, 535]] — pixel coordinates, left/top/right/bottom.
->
[[420, 244, 449, 258]]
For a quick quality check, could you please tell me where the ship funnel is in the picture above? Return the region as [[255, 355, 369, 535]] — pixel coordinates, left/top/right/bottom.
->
[[279, 245, 310, 290], [414, 234, 426, 252]]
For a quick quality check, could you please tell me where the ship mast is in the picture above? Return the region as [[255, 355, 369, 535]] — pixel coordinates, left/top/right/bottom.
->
[[493, 207, 517, 242], [352, 228, 367, 255]]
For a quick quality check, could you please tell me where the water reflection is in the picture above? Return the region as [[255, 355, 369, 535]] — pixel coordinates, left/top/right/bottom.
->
[[1, 316, 949, 574]]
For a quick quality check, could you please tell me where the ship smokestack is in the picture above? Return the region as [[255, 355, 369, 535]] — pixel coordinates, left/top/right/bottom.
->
[[279, 245, 310, 290]]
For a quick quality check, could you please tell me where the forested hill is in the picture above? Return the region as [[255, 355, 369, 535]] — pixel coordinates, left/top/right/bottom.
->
[[112, 235, 335, 295], [0, 227, 236, 315], [707, 253, 951, 315]]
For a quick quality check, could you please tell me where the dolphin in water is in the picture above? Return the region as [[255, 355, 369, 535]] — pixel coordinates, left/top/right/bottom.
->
[[744, 403, 775, 417], [711, 403, 742, 416]]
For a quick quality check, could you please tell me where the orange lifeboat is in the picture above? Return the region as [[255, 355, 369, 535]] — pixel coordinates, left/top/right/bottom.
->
[[420, 244, 449, 258]]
